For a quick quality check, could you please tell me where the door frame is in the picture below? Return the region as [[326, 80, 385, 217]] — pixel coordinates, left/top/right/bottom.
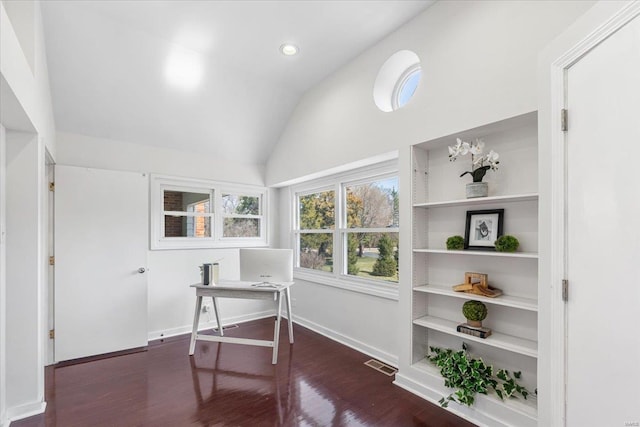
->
[[541, 1, 640, 425]]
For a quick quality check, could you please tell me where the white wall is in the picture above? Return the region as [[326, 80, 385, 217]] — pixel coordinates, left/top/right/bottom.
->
[[291, 278, 399, 366], [2, 0, 35, 74], [55, 132, 280, 341], [0, 1, 55, 423], [0, 124, 7, 427], [268, 1, 595, 369], [0, 0, 56, 156], [5, 131, 46, 421], [56, 132, 263, 187], [266, 0, 596, 186]]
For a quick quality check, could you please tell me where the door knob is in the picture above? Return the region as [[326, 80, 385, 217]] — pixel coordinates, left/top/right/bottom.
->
[[137, 267, 146, 274]]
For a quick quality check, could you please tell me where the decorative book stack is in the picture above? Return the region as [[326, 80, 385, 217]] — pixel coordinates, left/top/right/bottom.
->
[[457, 323, 492, 339]]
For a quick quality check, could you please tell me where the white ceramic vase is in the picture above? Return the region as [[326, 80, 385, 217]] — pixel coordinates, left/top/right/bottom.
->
[[466, 182, 488, 199]]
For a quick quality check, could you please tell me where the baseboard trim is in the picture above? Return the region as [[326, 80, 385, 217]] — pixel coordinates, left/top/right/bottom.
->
[[148, 310, 275, 341], [293, 315, 398, 368], [6, 401, 46, 424]]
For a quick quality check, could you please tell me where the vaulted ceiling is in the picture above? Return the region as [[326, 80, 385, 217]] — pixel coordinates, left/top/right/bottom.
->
[[41, 0, 433, 165]]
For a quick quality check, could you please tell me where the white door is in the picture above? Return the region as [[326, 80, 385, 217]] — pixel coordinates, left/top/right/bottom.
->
[[566, 15, 640, 427], [55, 166, 148, 362]]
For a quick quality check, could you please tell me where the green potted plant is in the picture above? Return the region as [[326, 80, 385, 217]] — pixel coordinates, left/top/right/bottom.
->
[[448, 138, 499, 198], [495, 234, 520, 252], [462, 300, 488, 327], [446, 235, 464, 250], [428, 344, 531, 407]]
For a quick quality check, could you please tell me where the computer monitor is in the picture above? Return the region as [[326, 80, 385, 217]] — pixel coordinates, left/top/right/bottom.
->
[[239, 248, 293, 283]]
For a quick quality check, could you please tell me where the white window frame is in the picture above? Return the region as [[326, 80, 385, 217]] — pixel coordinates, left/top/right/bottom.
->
[[219, 190, 265, 241], [291, 160, 399, 300], [391, 63, 421, 111], [151, 174, 268, 250]]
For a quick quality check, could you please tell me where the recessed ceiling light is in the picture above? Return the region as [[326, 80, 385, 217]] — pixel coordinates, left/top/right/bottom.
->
[[280, 44, 299, 56], [165, 46, 203, 90]]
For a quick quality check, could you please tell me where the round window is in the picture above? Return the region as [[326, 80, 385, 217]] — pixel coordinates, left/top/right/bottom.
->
[[373, 50, 422, 112]]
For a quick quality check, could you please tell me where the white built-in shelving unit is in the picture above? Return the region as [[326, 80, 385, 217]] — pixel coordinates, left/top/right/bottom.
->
[[395, 111, 539, 427]]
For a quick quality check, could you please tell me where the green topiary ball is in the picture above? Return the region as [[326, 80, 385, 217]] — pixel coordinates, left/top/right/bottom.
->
[[446, 235, 465, 250], [462, 300, 488, 322], [495, 234, 520, 252]]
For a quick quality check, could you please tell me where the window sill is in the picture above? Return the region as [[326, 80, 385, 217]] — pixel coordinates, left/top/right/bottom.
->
[[293, 269, 399, 301], [151, 239, 268, 250]]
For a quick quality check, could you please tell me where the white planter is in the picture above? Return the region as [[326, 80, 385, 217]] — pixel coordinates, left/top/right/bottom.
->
[[466, 182, 488, 198]]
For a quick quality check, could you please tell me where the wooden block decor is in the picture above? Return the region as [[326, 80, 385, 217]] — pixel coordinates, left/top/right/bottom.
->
[[452, 271, 503, 298], [465, 272, 488, 287]]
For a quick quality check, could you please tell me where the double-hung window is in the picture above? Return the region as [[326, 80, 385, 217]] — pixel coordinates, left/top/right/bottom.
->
[[292, 160, 399, 299], [151, 175, 267, 249]]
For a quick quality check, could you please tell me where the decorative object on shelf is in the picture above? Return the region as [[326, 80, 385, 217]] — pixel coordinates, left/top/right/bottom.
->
[[495, 234, 520, 252], [464, 209, 504, 250], [462, 300, 488, 327], [457, 323, 492, 338], [453, 272, 503, 298], [448, 138, 499, 198], [446, 235, 464, 250], [427, 344, 531, 408]]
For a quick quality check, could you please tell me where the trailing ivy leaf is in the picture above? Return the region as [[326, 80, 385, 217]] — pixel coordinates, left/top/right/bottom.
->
[[514, 371, 522, 379]]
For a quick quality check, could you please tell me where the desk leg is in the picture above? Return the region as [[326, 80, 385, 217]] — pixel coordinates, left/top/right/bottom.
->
[[189, 295, 203, 356], [272, 292, 283, 364], [285, 287, 294, 344], [212, 297, 223, 337]]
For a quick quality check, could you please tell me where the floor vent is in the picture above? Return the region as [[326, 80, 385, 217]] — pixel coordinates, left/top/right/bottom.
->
[[364, 359, 398, 376], [214, 324, 239, 332]]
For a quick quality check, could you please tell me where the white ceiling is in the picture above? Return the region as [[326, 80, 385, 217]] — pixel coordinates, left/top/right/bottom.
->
[[41, 1, 434, 165]]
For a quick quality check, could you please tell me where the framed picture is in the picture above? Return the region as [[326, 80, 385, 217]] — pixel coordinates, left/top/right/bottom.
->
[[464, 209, 504, 250]]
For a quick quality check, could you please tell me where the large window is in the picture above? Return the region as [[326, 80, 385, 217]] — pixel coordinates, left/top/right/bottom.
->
[[151, 175, 267, 249], [292, 161, 399, 298], [298, 190, 335, 272]]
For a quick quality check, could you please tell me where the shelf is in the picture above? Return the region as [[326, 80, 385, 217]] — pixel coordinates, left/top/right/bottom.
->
[[413, 193, 538, 209], [414, 284, 537, 312], [413, 249, 538, 259], [413, 315, 538, 358], [411, 358, 538, 417]]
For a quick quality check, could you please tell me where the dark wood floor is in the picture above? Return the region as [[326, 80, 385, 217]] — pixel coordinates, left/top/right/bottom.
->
[[14, 318, 474, 426]]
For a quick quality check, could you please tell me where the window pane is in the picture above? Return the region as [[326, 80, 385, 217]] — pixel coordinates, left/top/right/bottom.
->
[[397, 69, 421, 108], [345, 232, 398, 283], [223, 218, 260, 238], [222, 194, 260, 215], [346, 178, 398, 228], [164, 190, 211, 213], [299, 191, 335, 229], [164, 215, 211, 238], [299, 233, 333, 272]]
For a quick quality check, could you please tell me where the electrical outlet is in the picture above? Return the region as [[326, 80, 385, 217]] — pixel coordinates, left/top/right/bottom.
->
[[201, 305, 210, 313]]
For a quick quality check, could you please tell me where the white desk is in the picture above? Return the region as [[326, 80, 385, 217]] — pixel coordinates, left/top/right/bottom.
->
[[189, 280, 294, 364]]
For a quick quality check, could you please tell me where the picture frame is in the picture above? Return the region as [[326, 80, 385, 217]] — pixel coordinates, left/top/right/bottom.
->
[[464, 209, 504, 250]]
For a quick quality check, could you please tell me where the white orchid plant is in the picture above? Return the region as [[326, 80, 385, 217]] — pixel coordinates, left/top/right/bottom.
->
[[448, 138, 500, 183]]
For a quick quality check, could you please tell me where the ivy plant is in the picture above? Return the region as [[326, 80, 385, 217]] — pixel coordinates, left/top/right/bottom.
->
[[427, 344, 531, 408]]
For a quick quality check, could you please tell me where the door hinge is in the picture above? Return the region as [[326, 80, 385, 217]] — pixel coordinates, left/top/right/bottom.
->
[[561, 109, 568, 132], [49, 256, 55, 266], [49, 329, 55, 339], [49, 182, 55, 192], [562, 279, 569, 302]]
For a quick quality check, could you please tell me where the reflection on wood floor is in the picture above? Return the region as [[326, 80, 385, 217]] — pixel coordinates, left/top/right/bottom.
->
[[13, 318, 473, 426]]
